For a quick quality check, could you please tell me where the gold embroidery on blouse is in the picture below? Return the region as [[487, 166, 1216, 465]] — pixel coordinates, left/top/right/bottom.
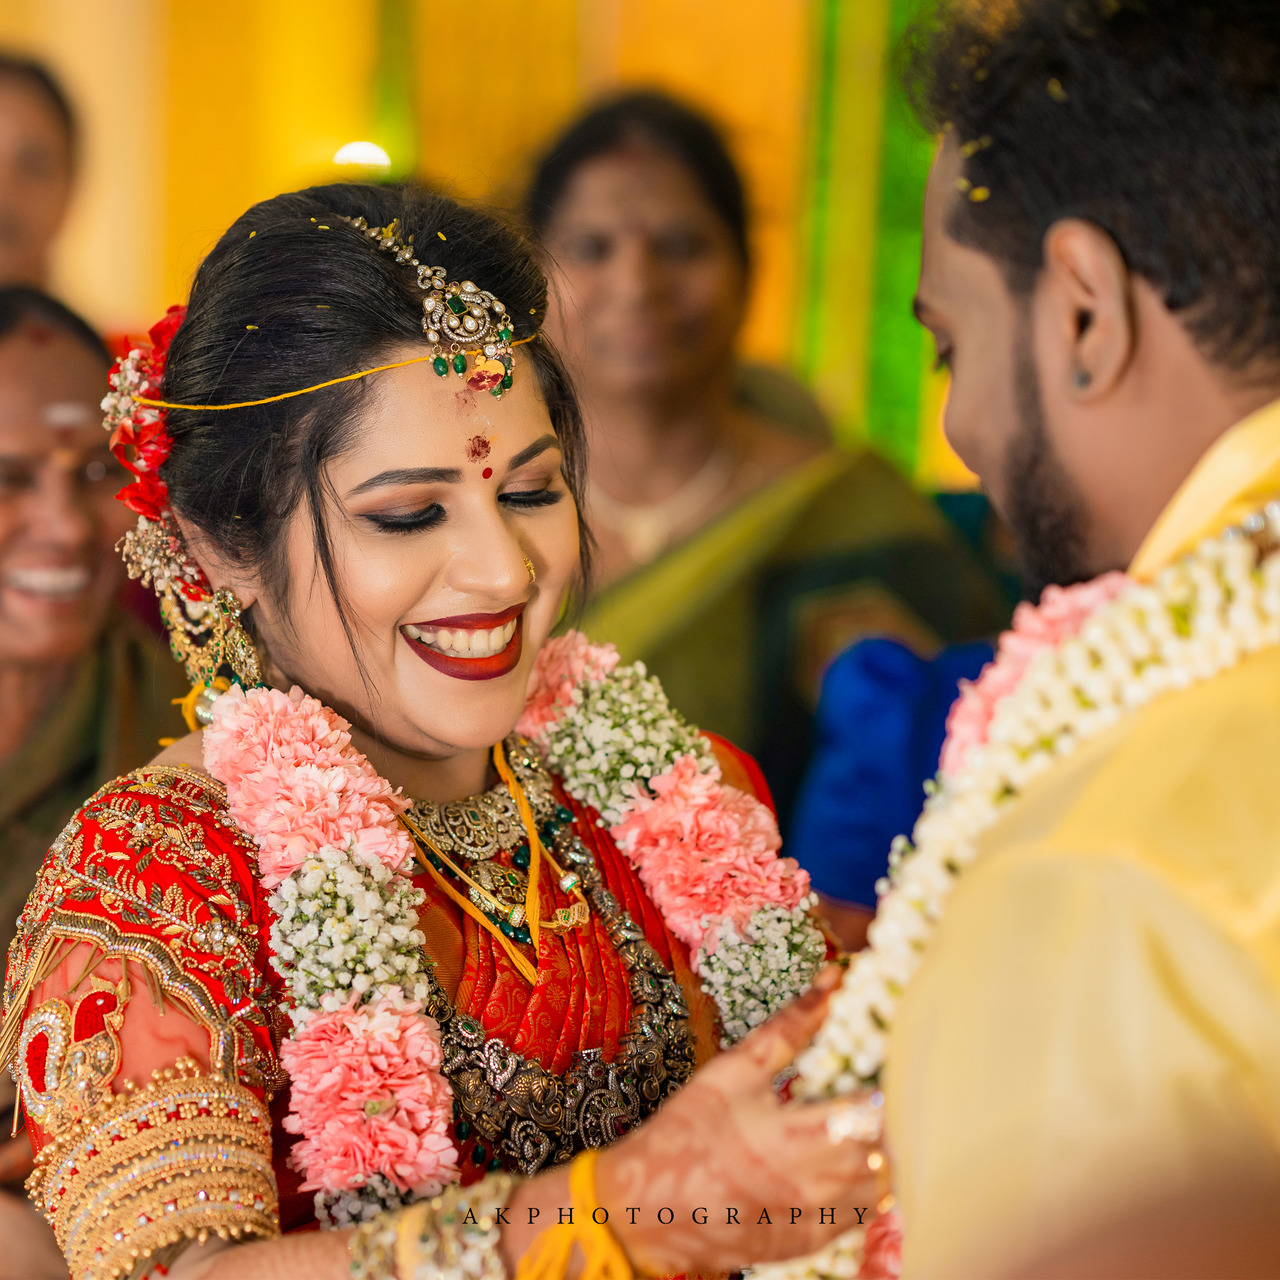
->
[[17, 974, 129, 1135], [27, 1056, 278, 1280], [3, 767, 283, 1095]]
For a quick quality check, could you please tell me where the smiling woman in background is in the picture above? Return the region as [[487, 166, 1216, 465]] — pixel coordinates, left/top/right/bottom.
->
[[0, 288, 185, 957], [0, 287, 185, 1276], [528, 91, 1009, 825]]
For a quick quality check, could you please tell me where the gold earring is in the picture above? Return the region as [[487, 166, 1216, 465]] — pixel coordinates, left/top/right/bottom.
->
[[523, 556, 536, 585], [162, 586, 262, 694]]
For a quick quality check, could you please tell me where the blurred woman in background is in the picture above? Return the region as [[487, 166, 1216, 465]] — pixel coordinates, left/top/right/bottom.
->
[[0, 287, 185, 1275], [0, 288, 184, 957], [527, 90, 1009, 825], [0, 54, 76, 289]]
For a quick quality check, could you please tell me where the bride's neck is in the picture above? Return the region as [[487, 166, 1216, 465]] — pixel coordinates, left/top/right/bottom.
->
[[349, 727, 494, 803]]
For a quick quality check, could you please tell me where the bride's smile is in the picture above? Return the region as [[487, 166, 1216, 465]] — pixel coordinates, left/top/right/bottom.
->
[[401, 601, 522, 667], [183, 350, 582, 796]]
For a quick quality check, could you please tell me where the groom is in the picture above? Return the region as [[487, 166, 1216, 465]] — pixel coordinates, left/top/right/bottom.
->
[[885, 1, 1280, 1275]]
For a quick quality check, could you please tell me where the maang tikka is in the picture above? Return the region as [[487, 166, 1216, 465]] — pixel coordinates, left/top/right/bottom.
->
[[339, 215, 520, 396]]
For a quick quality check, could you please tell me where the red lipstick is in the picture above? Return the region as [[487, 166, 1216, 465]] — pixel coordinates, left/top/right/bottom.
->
[[401, 604, 524, 682]]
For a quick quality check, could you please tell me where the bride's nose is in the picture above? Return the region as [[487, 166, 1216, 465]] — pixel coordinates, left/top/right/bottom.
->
[[442, 507, 531, 601]]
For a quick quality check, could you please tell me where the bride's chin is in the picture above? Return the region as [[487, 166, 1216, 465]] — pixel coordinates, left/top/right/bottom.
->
[[389, 680, 531, 749]]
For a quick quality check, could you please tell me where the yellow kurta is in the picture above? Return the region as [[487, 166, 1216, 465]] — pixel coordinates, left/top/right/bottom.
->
[[886, 398, 1280, 1277]]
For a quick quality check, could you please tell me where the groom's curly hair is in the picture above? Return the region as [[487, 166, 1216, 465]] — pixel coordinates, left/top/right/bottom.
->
[[907, 0, 1280, 375]]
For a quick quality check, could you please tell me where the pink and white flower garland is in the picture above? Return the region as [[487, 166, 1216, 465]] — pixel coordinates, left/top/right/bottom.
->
[[199, 634, 823, 1224], [759, 515, 1280, 1280], [203, 685, 457, 1226], [519, 632, 826, 1044]]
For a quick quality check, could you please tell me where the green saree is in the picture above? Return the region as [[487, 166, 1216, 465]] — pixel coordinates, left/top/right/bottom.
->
[[579, 448, 1011, 827]]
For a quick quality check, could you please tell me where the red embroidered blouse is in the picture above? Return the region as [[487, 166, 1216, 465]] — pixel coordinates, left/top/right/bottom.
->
[[2, 737, 760, 1262]]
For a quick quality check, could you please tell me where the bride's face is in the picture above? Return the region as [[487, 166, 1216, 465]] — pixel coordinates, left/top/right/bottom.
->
[[243, 348, 579, 756]]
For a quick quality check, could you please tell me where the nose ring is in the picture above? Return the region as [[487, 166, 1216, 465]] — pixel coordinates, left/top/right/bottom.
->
[[523, 556, 536, 585]]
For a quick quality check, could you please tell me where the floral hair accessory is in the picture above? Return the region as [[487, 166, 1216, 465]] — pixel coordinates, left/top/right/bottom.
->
[[102, 304, 211, 604], [103, 306, 262, 699], [101, 305, 185, 525]]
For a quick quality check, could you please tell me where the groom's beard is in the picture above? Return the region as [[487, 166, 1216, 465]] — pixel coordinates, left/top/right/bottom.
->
[[1002, 334, 1093, 596]]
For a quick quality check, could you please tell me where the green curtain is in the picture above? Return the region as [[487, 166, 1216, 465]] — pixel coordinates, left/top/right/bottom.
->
[[797, 0, 938, 475]]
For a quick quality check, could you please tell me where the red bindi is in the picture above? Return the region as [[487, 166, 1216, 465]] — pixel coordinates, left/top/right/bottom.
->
[[482, 466, 493, 479]]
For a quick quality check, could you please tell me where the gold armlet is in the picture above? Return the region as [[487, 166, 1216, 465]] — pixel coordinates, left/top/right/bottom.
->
[[27, 1056, 278, 1280], [348, 1171, 519, 1280]]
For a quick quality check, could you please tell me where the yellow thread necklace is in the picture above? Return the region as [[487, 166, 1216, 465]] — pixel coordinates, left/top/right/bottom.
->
[[399, 741, 589, 987]]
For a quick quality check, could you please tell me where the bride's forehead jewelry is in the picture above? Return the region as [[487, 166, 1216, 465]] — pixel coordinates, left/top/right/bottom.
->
[[130, 218, 537, 415], [340, 215, 523, 396]]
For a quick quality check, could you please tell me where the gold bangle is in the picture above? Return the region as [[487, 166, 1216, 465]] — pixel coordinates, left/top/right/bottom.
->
[[348, 1173, 518, 1280]]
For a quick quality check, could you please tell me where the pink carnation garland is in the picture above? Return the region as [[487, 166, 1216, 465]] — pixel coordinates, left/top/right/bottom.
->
[[612, 753, 809, 954], [204, 685, 456, 1208], [520, 632, 811, 956]]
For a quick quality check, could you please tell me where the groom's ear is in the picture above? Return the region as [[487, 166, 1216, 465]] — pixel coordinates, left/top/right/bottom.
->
[[1039, 218, 1134, 403]]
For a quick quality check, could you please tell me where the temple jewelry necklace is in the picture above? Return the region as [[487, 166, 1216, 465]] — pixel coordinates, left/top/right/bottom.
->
[[399, 740, 590, 985]]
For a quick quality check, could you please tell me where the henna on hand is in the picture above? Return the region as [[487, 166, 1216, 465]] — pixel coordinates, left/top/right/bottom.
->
[[595, 966, 880, 1275]]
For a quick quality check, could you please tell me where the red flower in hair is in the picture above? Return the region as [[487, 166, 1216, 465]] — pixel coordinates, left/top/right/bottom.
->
[[148, 305, 185, 353], [103, 305, 187, 520]]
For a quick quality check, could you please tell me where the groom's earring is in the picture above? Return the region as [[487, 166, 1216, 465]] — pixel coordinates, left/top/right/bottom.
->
[[1074, 367, 1092, 389]]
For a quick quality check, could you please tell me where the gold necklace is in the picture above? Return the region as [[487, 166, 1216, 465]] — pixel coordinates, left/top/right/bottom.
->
[[399, 740, 589, 985]]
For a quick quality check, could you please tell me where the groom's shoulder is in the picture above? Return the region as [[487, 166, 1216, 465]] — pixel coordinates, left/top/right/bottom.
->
[[984, 641, 1280, 909]]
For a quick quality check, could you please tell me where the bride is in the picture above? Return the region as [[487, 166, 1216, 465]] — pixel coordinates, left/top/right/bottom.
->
[[0, 184, 874, 1280]]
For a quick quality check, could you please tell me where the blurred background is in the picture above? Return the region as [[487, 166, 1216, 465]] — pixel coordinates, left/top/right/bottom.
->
[[0, 0, 972, 487]]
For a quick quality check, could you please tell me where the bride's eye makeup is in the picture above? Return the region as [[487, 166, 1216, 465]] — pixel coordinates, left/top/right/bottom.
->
[[359, 475, 564, 534], [363, 503, 446, 534], [351, 435, 566, 533], [499, 486, 564, 511]]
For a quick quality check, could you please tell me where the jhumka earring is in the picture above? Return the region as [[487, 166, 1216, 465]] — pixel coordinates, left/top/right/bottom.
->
[[120, 513, 262, 723]]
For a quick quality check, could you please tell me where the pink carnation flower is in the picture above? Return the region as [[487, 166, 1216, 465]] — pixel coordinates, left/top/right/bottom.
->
[[611, 753, 809, 953], [517, 630, 620, 739], [281, 992, 458, 1195], [939, 571, 1131, 777], [205, 684, 354, 779], [858, 1209, 903, 1279], [204, 685, 410, 886]]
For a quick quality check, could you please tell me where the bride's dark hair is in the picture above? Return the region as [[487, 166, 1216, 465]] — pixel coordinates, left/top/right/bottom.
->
[[161, 183, 588, 648]]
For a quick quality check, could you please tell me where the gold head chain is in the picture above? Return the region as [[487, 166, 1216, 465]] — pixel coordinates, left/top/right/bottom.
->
[[134, 216, 536, 413]]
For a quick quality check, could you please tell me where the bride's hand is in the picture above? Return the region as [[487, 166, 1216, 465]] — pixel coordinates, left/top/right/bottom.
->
[[598, 965, 881, 1275]]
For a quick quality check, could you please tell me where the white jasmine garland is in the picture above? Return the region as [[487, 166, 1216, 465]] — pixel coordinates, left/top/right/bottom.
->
[[758, 515, 1280, 1280], [267, 844, 430, 1026], [538, 658, 716, 824]]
